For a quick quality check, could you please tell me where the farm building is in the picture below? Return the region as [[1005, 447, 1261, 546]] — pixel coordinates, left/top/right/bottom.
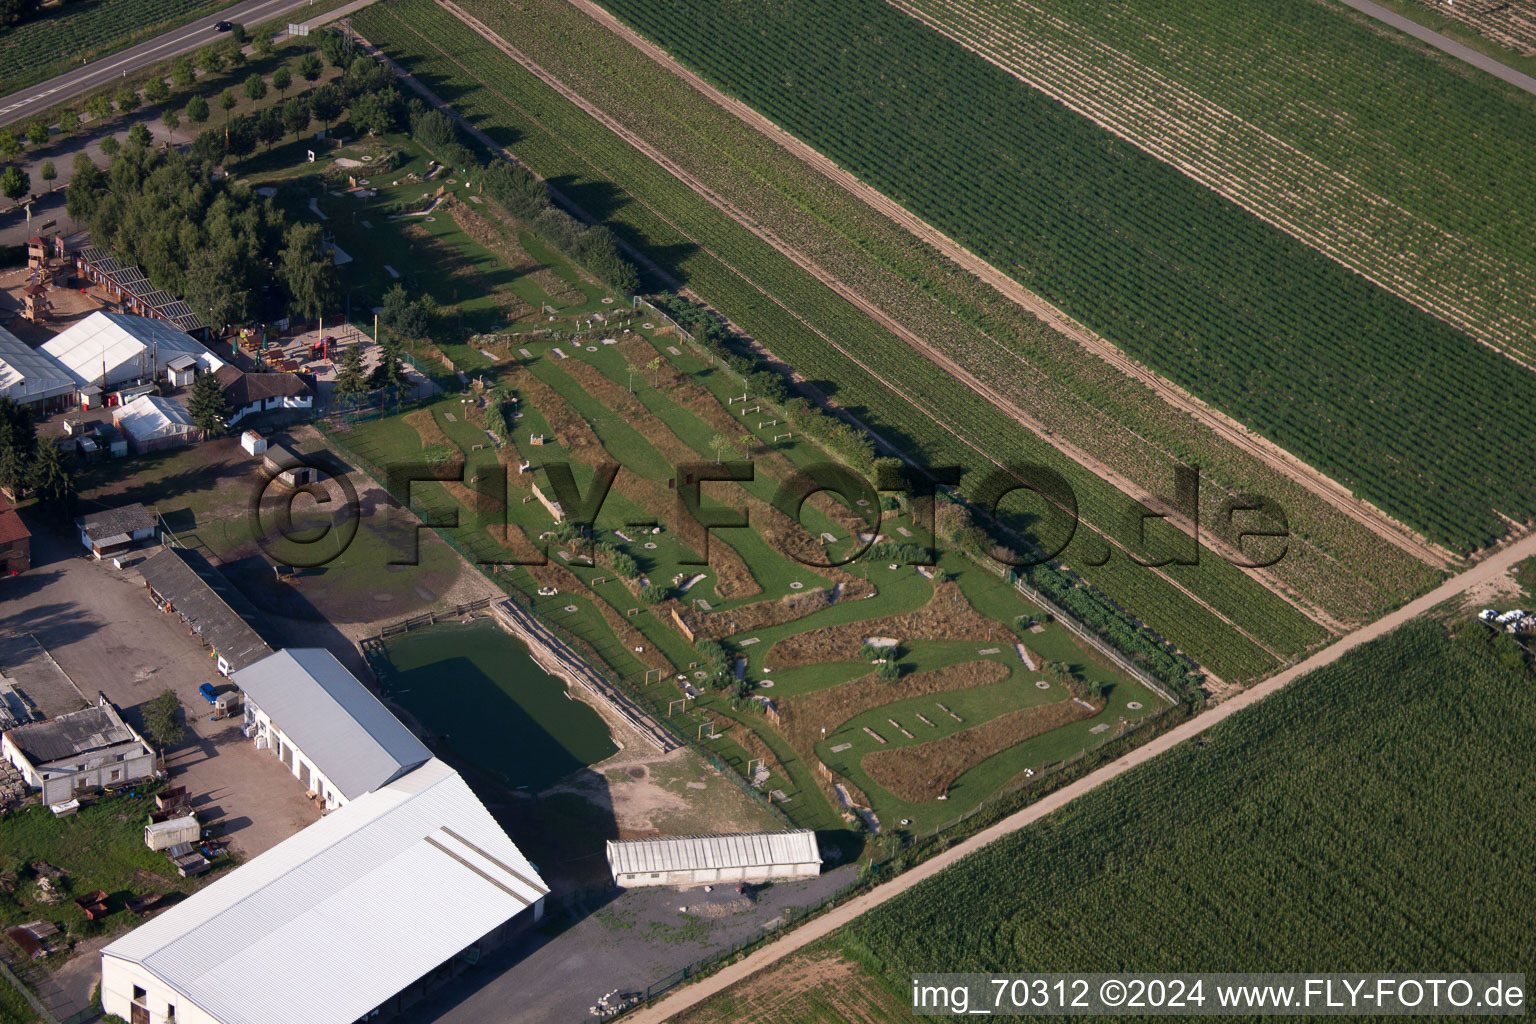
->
[[233, 648, 430, 809], [0, 493, 29, 575], [139, 547, 274, 675], [606, 830, 822, 887], [41, 312, 223, 401], [214, 366, 314, 427], [262, 442, 315, 486], [70, 245, 208, 339], [1, 693, 155, 805], [77, 503, 157, 560], [100, 758, 548, 1024], [113, 394, 198, 452], [0, 325, 74, 414]]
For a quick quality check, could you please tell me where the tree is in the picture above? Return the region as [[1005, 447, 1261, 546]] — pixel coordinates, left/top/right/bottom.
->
[[369, 335, 407, 393], [171, 56, 196, 88], [224, 113, 257, 159], [85, 94, 112, 121], [58, 110, 79, 136], [228, 22, 248, 44], [127, 123, 152, 148], [282, 96, 310, 141], [0, 397, 36, 497], [0, 128, 18, 161], [197, 45, 226, 75], [143, 77, 170, 105], [379, 284, 428, 337], [349, 90, 398, 136], [99, 135, 119, 158], [276, 221, 335, 321], [29, 436, 70, 517], [186, 94, 209, 126], [223, 40, 245, 68], [1, 165, 29, 204], [296, 52, 323, 89], [142, 689, 185, 749], [253, 33, 274, 60], [256, 107, 283, 149], [38, 160, 54, 186], [646, 356, 662, 388], [708, 433, 737, 465], [161, 107, 180, 142], [243, 72, 267, 103], [334, 344, 369, 406], [309, 82, 342, 133], [187, 368, 231, 436], [114, 86, 139, 114], [24, 119, 47, 146], [218, 89, 237, 123], [272, 65, 292, 98]]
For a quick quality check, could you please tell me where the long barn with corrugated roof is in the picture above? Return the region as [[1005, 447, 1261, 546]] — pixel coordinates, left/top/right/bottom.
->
[[606, 830, 821, 887]]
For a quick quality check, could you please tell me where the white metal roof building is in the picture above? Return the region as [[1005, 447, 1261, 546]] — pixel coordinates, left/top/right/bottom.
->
[[233, 649, 430, 807], [41, 312, 223, 393], [606, 830, 822, 887], [100, 758, 549, 1024], [0, 325, 74, 412]]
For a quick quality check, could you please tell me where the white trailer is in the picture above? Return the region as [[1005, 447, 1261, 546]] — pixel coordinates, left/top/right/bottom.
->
[[145, 815, 199, 851]]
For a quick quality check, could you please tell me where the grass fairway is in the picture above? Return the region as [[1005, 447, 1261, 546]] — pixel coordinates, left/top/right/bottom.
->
[[684, 616, 1533, 1018], [380, 618, 617, 790]]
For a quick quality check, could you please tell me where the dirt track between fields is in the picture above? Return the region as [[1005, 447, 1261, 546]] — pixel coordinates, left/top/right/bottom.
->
[[623, 526, 1536, 1022], [434, 0, 1341, 646], [558, 0, 1456, 574]]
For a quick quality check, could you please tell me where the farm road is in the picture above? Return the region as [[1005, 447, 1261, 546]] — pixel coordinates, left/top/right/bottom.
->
[[625, 526, 1536, 1022], [1333, 0, 1536, 97], [558, 0, 1455, 573]]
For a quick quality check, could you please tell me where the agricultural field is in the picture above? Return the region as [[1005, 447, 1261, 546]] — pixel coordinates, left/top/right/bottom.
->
[[0, 0, 237, 96], [588, 0, 1536, 554], [1367, 0, 1536, 70], [355, 0, 1334, 684], [439, 0, 1443, 627], [677, 617, 1536, 1019], [318, 180, 1178, 842]]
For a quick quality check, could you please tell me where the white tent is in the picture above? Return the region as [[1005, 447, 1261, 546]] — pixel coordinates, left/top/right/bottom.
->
[[0, 325, 75, 410], [114, 394, 196, 450], [41, 312, 223, 392]]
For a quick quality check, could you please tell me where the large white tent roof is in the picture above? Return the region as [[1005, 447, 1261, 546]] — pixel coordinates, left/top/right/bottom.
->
[[41, 312, 222, 389], [0, 325, 74, 403], [102, 759, 547, 1024], [606, 830, 822, 875], [115, 394, 194, 442]]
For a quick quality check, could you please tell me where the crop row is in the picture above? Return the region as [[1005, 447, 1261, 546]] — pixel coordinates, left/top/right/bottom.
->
[[448, 0, 1445, 622], [591, 0, 1536, 553], [0, 0, 230, 94], [356, 0, 1324, 680], [888, 0, 1536, 363]]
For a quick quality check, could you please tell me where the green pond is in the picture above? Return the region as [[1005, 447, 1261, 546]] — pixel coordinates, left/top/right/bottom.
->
[[381, 618, 617, 791]]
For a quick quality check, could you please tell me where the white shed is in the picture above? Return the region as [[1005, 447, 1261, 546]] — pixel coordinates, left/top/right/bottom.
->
[[606, 830, 822, 888], [240, 430, 267, 457], [164, 353, 198, 387]]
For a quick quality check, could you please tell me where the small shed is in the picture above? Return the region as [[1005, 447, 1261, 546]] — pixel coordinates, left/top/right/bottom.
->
[[77, 503, 157, 559], [145, 815, 199, 852], [240, 430, 267, 457], [606, 830, 822, 888], [262, 443, 314, 487], [165, 354, 198, 388]]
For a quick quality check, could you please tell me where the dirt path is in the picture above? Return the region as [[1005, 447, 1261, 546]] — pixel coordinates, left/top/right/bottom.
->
[[556, 0, 1455, 574], [433, 0, 1339, 644], [624, 527, 1536, 1022]]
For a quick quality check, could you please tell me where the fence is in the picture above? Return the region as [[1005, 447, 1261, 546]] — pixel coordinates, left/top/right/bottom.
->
[[368, 597, 494, 640]]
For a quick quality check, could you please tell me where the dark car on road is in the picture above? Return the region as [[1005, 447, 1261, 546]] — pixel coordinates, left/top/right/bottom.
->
[[214, 20, 234, 31]]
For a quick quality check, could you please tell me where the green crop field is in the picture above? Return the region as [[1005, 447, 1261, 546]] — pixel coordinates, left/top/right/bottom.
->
[[589, 0, 1536, 554], [677, 617, 1536, 1020], [444, 0, 1444, 627], [355, 0, 1333, 684], [0, 0, 237, 96]]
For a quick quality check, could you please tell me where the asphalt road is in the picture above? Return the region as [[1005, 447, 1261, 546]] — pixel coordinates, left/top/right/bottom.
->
[[0, 0, 334, 128], [1335, 0, 1536, 97]]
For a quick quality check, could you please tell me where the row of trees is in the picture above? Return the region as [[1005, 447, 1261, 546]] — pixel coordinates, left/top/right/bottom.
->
[[0, 399, 71, 517]]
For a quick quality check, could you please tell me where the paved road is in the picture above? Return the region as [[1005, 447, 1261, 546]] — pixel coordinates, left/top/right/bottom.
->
[[627, 528, 1536, 1022], [0, 0, 335, 128], [1335, 0, 1536, 97]]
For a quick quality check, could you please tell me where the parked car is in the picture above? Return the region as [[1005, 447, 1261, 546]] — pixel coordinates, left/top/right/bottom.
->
[[198, 682, 219, 704]]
